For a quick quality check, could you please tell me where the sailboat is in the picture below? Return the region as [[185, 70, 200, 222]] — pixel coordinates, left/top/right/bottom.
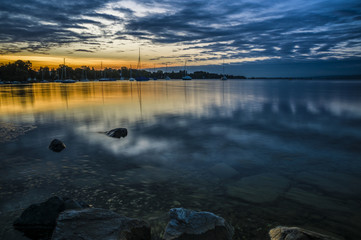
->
[[129, 65, 135, 81], [40, 69, 48, 83], [80, 67, 89, 82], [120, 68, 124, 80], [98, 61, 116, 81], [164, 63, 171, 80], [182, 61, 192, 80], [135, 48, 149, 81], [54, 69, 62, 82], [61, 59, 76, 83], [152, 64, 157, 80], [221, 59, 227, 81]]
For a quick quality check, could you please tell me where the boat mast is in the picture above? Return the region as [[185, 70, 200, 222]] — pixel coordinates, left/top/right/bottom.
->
[[184, 60, 187, 77], [137, 48, 141, 70], [222, 59, 224, 75], [63, 58, 66, 80]]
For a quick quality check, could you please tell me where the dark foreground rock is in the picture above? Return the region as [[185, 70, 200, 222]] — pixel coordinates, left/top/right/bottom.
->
[[163, 208, 234, 240], [51, 208, 150, 240], [106, 128, 128, 138], [48, 139, 66, 152], [13, 196, 89, 239], [269, 226, 340, 240]]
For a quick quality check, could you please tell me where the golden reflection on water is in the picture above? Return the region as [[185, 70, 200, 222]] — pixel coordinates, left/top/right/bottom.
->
[[1, 82, 130, 113], [0, 81, 235, 121], [2, 81, 360, 121]]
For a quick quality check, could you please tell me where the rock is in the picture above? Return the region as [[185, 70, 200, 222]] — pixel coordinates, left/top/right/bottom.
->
[[226, 173, 289, 203], [49, 139, 66, 152], [0, 122, 36, 143], [13, 196, 89, 239], [51, 208, 150, 240], [172, 201, 181, 207], [106, 128, 128, 138], [209, 163, 239, 179], [64, 199, 89, 210], [269, 226, 340, 240], [163, 208, 234, 240], [122, 166, 177, 184]]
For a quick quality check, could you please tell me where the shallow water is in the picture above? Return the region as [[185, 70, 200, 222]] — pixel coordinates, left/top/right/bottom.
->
[[0, 80, 361, 239]]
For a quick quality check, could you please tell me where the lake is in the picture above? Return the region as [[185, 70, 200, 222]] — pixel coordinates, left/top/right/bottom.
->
[[0, 80, 361, 239]]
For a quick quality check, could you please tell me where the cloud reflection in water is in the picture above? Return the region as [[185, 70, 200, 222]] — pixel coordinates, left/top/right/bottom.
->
[[1, 80, 361, 239]]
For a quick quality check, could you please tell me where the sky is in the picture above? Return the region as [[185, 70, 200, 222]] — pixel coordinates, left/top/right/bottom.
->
[[0, 0, 361, 77]]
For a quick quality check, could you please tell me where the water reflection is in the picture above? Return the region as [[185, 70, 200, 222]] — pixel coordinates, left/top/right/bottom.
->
[[1, 80, 361, 239], [2, 81, 360, 119]]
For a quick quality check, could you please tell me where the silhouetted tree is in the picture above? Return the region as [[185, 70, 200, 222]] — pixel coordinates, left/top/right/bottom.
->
[[0, 60, 34, 82], [0, 60, 246, 81]]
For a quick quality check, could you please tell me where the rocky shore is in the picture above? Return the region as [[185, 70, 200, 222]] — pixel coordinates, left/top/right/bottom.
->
[[10, 197, 341, 240], [0, 122, 36, 143]]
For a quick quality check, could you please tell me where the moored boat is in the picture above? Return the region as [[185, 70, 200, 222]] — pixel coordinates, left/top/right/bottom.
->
[[135, 76, 149, 81], [221, 59, 227, 80], [62, 79, 76, 83], [135, 48, 149, 81], [182, 60, 192, 80], [99, 78, 116, 81]]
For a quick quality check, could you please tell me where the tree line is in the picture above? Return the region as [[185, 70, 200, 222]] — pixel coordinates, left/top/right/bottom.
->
[[0, 60, 245, 82]]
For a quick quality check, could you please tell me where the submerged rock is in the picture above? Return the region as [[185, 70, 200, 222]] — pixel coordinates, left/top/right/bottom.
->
[[296, 171, 361, 196], [13, 196, 89, 239], [0, 122, 36, 143], [163, 208, 234, 240], [269, 226, 340, 240], [49, 139, 66, 152], [284, 188, 349, 212], [209, 163, 239, 179], [51, 208, 150, 240], [106, 128, 128, 138], [226, 173, 289, 203]]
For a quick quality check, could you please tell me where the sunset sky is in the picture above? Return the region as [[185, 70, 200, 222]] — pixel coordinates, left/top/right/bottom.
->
[[0, 0, 360, 77]]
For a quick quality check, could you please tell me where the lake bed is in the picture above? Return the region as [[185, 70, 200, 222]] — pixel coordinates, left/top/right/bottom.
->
[[1, 80, 361, 239]]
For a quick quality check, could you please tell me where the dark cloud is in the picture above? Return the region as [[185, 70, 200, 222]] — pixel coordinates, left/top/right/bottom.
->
[[0, 0, 360, 67], [0, 0, 116, 53], [75, 49, 95, 53], [85, 12, 122, 21], [119, 0, 361, 61]]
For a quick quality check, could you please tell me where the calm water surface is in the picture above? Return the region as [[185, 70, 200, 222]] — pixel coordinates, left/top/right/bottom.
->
[[0, 80, 361, 239]]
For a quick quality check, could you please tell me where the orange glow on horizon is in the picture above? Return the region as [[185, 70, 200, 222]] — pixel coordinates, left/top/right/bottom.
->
[[0, 54, 277, 71], [0, 55, 156, 70]]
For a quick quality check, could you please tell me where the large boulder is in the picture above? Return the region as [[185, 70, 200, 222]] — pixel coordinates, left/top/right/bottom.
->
[[106, 128, 128, 138], [269, 226, 340, 240], [51, 208, 150, 240], [163, 208, 234, 240], [13, 196, 89, 239], [49, 139, 66, 152]]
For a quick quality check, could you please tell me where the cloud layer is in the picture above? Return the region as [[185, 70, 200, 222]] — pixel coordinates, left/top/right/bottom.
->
[[1, 0, 361, 69]]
